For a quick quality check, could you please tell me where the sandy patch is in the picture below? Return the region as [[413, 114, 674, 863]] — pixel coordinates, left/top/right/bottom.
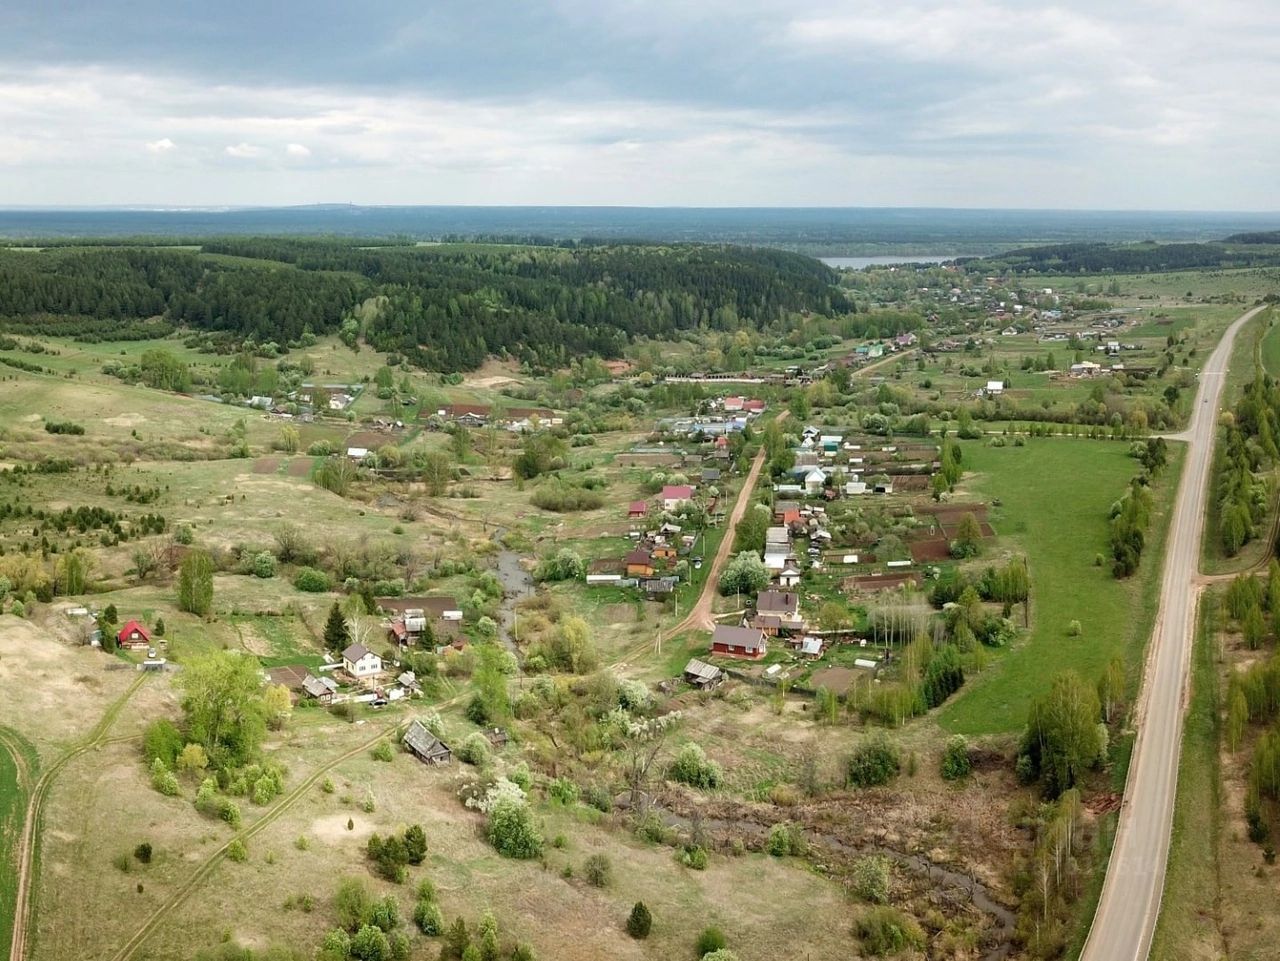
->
[[311, 813, 376, 844], [236, 625, 273, 657], [104, 413, 146, 427], [20, 413, 41, 423]]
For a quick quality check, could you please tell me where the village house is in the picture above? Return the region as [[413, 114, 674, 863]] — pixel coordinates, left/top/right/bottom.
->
[[342, 643, 383, 679], [984, 380, 1005, 396], [380, 596, 464, 645], [751, 589, 804, 635], [710, 624, 767, 659], [625, 548, 656, 577], [628, 499, 649, 519], [302, 675, 337, 705], [661, 484, 695, 511], [116, 619, 152, 651], [403, 719, 452, 765]]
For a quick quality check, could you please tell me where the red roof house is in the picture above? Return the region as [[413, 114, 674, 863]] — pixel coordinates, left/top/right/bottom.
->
[[628, 500, 649, 518], [117, 620, 151, 650]]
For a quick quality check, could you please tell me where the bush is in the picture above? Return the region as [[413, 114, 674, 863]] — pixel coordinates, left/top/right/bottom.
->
[[456, 732, 491, 766], [530, 481, 605, 513], [846, 735, 901, 788], [766, 822, 804, 857], [150, 758, 180, 797], [852, 855, 891, 905], [350, 924, 391, 961], [678, 845, 708, 870], [583, 853, 612, 888], [293, 567, 331, 592], [668, 742, 722, 789], [486, 796, 543, 860], [548, 777, 580, 805], [372, 741, 395, 763], [626, 901, 652, 939], [696, 926, 727, 956], [226, 839, 248, 863], [413, 899, 445, 936], [941, 735, 972, 781], [855, 906, 925, 956], [134, 842, 153, 864], [143, 718, 185, 769], [252, 551, 277, 578]]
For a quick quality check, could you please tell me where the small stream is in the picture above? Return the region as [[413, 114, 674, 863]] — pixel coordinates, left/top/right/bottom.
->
[[492, 533, 534, 660]]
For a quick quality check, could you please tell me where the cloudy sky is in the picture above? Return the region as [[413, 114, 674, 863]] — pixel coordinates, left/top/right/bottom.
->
[[1, 0, 1276, 209]]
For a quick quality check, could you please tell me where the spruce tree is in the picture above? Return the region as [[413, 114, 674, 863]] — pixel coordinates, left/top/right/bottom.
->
[[626, 901, 652, 939], [324, 601, 349, 651]]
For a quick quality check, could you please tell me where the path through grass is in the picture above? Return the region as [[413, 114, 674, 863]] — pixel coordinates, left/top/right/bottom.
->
[[939, 437, 1182, 735]]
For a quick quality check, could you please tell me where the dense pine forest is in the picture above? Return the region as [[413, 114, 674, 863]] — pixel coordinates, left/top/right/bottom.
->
[[0, 240, 851, 370], [973, 241, 1280, 275]]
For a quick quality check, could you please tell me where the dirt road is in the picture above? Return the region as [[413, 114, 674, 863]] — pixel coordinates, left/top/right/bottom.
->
[[1080, 305, 1264, 961], [9, 672, 148, 961]]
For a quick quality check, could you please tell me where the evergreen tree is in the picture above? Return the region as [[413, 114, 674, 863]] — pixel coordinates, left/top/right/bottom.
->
[[324, 601, 350, 651]]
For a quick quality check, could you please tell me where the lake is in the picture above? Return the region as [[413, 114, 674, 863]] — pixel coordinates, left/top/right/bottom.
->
[[819, 255, 955, 269]]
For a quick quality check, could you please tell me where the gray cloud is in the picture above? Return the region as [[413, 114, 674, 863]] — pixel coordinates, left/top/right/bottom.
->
[[0, 1, 1276, 207]]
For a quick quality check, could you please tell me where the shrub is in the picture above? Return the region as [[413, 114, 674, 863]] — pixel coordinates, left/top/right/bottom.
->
[[252, 551, 277, 578], [372, 741, 395, 763], [701, 953, 740, 961], [696, 926, 727, 956], [855, 906, 925, 956], [112, 851, 132, 873], [134, 842, 153, 864], [226, 839, 248, 863], [846, 735, 901, 788], [150, 758, 180, 797], [456, 732, 492, 766], [678, 845, 708, 870], [767, 822, 804, 857], [583, 784, 612, 812], [852, 855, 891, 905], [143, 719, 184, 768], [941, 735, 972, 781], [583, 853, 611, 887], [548, 777, 580, 805], [626, 901, 652, 939], [350, 924, 391, 961], [668, 742, 722, 789], [414, 899, 445, 936], [294, 567, 331, 592]]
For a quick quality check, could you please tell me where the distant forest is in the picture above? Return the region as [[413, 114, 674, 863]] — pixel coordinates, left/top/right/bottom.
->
[[0, 240, 851, 371], [973, 241, 1280, 275]]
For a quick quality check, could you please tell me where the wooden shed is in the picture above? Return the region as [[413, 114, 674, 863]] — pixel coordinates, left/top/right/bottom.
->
[[403, 719, 452, 765]]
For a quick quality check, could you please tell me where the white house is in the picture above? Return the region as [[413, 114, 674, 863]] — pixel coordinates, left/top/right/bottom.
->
[[985, 380, 1004, 396], [346, 447, 369, 461], [845, 480, 868, 496], [342, 643, 383, 678], [803, 468, 828, 495]]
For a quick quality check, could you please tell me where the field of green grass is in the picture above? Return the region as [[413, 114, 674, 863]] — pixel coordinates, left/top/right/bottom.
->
[[938, 436, 1184, 735]]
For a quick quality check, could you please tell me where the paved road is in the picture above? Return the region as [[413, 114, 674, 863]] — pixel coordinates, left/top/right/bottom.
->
[[1081, 305, 1264, 961]]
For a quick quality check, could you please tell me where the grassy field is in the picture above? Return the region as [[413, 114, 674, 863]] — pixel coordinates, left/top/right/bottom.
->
[[938, 436, 1184, 735], [1148, 597, 1223, 961]]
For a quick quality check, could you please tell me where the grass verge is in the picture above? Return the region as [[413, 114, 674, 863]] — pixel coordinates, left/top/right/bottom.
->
[[1147, 594, 1223, 960]]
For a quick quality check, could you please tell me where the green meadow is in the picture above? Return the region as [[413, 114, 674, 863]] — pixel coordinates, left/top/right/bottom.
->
[[939, 436, 1183, 735]]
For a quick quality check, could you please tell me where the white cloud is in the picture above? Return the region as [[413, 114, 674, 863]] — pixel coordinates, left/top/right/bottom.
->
[[145, 137, 175, 153], [285, 142, 311, 157], [224, 142, 262, 158]]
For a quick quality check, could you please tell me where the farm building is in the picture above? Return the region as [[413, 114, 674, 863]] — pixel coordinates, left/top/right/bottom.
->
[[683, 658, 725, 690], [711, 624, 767, 659], [403, 719, 452, 765], [116, 620, 151, 651]]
